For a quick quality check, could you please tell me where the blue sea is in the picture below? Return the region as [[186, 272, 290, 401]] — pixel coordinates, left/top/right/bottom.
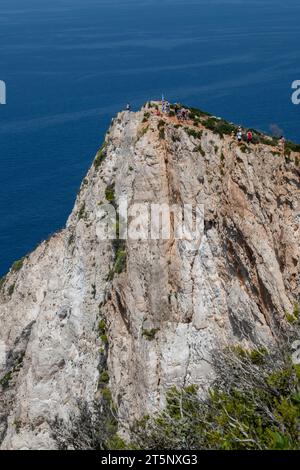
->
[[0, 0, 300, 276]]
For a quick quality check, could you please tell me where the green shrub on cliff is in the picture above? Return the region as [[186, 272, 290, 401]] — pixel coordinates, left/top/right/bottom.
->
[[11, 257, 25, 273], [131, 344, 300, 450], [94, 142, 107, 170]]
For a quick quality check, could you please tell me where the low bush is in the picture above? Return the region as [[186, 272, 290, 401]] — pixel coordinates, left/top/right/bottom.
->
[[142, 112, 150, 122], [131, 341, 300, 450], [184, 128, 203, 140], [94, 142, 107, 170], [193, 145, 205, 157], [78, 202, 86, 220], [52, 396, 126, 450], [142, 329, 159, 341], [11, 257, 25, 273], [286, 141, 300, 153], [105, 183, 115, 204]]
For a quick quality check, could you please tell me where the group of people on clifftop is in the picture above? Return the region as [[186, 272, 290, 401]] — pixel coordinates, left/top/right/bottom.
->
[[235, 125, 286, 150], [125, 100, 286, 152], [162, 99, 189, 120], [235, 127, 257, 145]]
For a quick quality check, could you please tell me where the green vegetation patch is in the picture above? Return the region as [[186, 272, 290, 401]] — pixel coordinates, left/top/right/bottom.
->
[[240, 144, 250, 154], [285, 141, 300, 153], [0, 371, 12, 390], [159, 128, 165, 140], [99, 370, 110, 385], [184, 127, 203, 140], [94, 142, 107, 170], [98, 319, 107, 336], [0, 351, 26, 391], [68, 233, 75, 246], [285, 302, 299, 324], [107, 248, 127, 281], [78, 202, 86, 220], [171, 134, 181, 143], [142, 328, 159, 341], [193, 144, 205, 157], [184, 106, 211, 119], [0, 275, 7, 291], [158, 120, 165, 140], [259, 136, 278, 146], [114, 249, 127, 274], [142, 112, 150, 123], [131, 345, 300, 450], [8, 283, 15, 297], [203, 117, 237, 138], [105, 183, 115, 204], [52, 392, 127, 450], [138, 125, 149, 139], [100, 334, 108, 345], [11, 257, 25, 273]]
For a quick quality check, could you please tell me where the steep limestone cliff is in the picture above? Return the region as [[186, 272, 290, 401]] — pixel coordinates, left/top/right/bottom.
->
[[0, 103, 299, 449]]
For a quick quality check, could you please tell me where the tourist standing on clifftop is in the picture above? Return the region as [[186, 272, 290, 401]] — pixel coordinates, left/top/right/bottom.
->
[[247, 131, 253, 144], [279, 136, 286, 152], [237, 127, 243, 142]]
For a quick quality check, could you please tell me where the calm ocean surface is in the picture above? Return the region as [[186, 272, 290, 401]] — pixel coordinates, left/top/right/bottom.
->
[[0, 0, 299, 275]]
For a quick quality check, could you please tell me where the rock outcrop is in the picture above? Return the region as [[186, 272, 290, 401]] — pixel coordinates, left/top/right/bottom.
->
[[0, 103, 299, 449]]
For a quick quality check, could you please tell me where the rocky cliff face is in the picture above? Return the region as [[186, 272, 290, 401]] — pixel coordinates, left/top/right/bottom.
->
[[0, 103, 299, 449]]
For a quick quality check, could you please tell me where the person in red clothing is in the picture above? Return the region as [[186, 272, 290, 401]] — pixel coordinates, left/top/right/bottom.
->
[[247, 130, 253, 143]]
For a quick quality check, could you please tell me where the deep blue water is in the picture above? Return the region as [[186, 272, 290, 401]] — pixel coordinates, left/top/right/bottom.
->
[[0, 0, 300, 276]]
